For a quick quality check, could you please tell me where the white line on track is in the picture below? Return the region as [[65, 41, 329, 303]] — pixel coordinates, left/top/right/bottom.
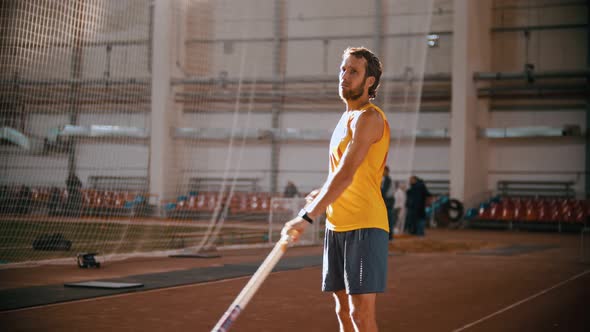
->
[[453, 269, 590, 332]]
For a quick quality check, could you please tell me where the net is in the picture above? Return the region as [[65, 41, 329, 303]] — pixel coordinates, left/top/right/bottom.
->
[[0, 0, 435, 266], [269, 197, 320, 246]]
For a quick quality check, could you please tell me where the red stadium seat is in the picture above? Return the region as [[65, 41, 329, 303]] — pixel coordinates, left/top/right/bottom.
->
[[557, 204, 571, 223], [524, 204, 539, 222], [230, 192, 248, 213], [500, 203, 515, 221], [489, 203, 502, 220], [176, 199, 187, 210], [477, 205, 492, 221], [246, 193, 271, 212], [191, 192, 225, 212], [538, 203, 552, 223], [114, 192, 126, 208], [573, 208, 587, 224], [513, 201, 526, 221]]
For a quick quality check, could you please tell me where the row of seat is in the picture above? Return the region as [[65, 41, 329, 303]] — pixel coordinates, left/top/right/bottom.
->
[[476, 197, 588, 224], [2, 185, 296, 218], [170, 192, 282, 214], [0, 186, 148, 216], [29, 188, 145, 204]]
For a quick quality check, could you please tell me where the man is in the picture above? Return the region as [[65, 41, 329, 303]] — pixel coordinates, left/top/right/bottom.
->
[[405, 175, 431, 236], [381, 166, 395, 240], [282, 47, 389, 332], [283, 180, 300, 198], [66, 173, 83, 217], [393, 182, 407, 234]]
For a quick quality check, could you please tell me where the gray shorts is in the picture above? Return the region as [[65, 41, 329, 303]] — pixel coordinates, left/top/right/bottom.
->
[[322, 228, 389, 294]]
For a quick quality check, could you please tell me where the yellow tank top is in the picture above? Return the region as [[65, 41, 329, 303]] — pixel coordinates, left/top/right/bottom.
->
[[326, 103, 390, 232]]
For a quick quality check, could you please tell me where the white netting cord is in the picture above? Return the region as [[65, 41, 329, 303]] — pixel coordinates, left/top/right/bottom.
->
[[1, 0, 153, 265], [0, 0, 433, 266]]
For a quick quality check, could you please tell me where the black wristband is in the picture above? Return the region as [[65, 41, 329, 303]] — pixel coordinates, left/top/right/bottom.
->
[[298, 208, 314, 224]]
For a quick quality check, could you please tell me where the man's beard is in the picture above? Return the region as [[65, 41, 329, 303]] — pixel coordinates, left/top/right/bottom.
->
[[339, 77, 366, 102]]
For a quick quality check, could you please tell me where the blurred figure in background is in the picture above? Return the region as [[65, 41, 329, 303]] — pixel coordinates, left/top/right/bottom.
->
[[381, 166, 395, 240], [393, 181, 407, 234], [66, 173, 82, 217], [283, 180, 300, 198], [48, 187, 61, 216], [405, 175, 431, 236]]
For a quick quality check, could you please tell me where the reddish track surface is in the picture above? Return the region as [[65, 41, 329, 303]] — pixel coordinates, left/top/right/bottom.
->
[[0, 229, 588, 331]]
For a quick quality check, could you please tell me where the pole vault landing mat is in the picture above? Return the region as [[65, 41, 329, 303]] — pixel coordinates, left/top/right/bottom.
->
[[169, 252, 221, 259], [0, 254, 323, 311], [463, 244, 557, 256], [64, 281, 144, 289]]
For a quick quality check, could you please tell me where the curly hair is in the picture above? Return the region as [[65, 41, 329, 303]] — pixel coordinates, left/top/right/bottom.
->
[[343, 47, 383, 99]]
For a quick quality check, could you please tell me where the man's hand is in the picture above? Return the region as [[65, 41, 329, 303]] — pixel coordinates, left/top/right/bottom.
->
[[281, 216, 309, 243]]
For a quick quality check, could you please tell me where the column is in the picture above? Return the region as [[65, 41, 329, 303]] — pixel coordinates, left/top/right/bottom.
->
[[149, 0, 175, 208], [450, 0, 492, 207], [586, 4, 589, 198]]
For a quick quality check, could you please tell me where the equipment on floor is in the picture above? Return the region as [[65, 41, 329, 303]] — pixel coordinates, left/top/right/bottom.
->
[[76, 252, 100, 268]]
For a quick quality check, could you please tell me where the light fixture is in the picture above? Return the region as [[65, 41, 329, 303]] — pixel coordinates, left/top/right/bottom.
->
[[427, 34, 439, 48]]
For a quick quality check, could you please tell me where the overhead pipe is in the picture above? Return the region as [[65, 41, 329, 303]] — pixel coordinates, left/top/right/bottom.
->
[[171, 73, 451, 85], [479, 83, 588, 91], [6, 69, 586, 86], [0, 74, 449, 87], [490, 103, 588, 112], [174, 95, 451, 105], [474, 69, 590, 81], [479, 92, 588, 99], [491, 23, 588, 33], [174, 89, 451, 100], [184, 25, 584, 45], [179, 103, 589, 114], [184, 30, 453, 45], [477, 83, 589, 98], [2, 39, 149, 52], [492, 2, 588, 11], [179, 105, 452, 114], [6, 98, 151, 106], [0, 78, 151, 86]]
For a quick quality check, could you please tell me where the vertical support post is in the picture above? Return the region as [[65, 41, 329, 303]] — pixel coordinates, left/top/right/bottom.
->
[[68, 0, 86, 177], [149, 0, 174, 209], [270, 0, 285, 194], [373, 0, 383, 57], [450, 0, 492, 207], [373, 0, 384, 106], [585, 4, 589, 199]]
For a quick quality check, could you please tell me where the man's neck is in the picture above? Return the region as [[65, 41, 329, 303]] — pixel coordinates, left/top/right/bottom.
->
[[345, 96, 371, 111]]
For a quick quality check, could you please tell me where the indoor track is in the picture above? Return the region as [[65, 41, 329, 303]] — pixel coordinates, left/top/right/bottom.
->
[[0, 229, 588, 331]]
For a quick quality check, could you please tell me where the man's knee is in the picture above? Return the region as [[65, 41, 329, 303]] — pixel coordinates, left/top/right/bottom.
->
[[349, 304, 370, 327], [349, 294, 376, 327]]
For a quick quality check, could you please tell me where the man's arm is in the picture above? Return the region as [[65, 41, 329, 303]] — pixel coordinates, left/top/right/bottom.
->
[[304, 108, 384, 220]]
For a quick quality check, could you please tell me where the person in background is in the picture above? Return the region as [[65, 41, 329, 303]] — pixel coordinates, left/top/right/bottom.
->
[[65, 173, 83, 217], [48, 187, 61, 216], [393, 181, 407, 235], [381, 166, 395, 241], [283, 181, 300, 198], [405, 175, 431, 236]]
